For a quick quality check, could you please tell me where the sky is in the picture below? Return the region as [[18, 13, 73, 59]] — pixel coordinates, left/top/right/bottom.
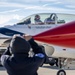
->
[[0, 0, 75, 27]]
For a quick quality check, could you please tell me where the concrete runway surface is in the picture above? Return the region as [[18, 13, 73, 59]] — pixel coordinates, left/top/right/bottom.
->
[[0, 64, 75, 75]]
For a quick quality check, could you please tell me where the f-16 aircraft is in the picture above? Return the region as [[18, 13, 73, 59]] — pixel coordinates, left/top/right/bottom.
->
[[0, 13, 74, 45], [0, 13, 75, 71]]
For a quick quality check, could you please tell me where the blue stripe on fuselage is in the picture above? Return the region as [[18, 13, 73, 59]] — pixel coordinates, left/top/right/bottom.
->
[[0, 28, 24, 36]]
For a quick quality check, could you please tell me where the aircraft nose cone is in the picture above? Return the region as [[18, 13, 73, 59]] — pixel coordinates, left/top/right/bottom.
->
[[0, 27, 11, 37], [0, 27, 6, 33], [0, 27, 24, 36]]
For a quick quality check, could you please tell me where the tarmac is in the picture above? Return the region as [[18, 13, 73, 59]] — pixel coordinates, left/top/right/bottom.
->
[[0, 64, 75, 75]]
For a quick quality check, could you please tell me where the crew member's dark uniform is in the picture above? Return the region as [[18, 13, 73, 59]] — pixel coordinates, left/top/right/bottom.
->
[[1, 36, 45, 75]]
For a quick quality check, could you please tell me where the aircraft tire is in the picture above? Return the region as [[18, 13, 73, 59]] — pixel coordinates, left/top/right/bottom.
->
[[57, 70, 66, 75]]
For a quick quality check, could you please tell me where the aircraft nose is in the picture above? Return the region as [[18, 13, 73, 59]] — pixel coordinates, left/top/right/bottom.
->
[[0, 27, 24, 36], [0, 27, 11, 36], [0, 27, 6, 34]]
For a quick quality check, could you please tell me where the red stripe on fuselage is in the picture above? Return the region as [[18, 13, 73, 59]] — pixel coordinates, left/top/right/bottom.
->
[[33, 21, 75, 48]]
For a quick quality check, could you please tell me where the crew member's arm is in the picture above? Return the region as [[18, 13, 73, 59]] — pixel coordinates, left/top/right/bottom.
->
[[2, 46, 11, 55], [23, 35, 45, 54], [28, 38, 44, 54], [1, 46, 11, 66]]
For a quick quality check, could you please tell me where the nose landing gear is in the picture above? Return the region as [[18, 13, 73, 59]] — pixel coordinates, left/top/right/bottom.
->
[[57, 58, 66, 75]]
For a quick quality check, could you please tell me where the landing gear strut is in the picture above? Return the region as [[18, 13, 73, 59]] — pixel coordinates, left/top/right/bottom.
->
[[57, 58, 66, 75]]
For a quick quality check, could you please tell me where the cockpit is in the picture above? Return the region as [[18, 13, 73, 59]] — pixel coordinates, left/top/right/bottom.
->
[[17, 13, 75, 25]]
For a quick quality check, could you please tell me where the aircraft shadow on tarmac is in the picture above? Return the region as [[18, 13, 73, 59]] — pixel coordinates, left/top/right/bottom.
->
[[42, 65, 75, 70], [42, 65, 59, 70]]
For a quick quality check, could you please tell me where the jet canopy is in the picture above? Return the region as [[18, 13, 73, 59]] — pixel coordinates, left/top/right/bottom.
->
[[17, 13, 75, 25]]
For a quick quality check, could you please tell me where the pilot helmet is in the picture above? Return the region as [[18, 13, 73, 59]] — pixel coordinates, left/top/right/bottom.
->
[[35, 14, 40, 19]]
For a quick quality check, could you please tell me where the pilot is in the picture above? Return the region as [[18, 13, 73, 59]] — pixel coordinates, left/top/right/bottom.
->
[[34, 14, 43, 25], [44, 13, 57, 24], [1, 34, 45, 75]]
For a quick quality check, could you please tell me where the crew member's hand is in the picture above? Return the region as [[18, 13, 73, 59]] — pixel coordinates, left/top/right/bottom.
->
[[23, 34, 32, 41], [12, 34, 20, 39]]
